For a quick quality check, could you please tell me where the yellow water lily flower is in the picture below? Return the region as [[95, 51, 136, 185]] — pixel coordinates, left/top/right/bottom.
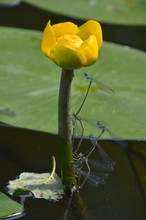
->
[[41, 20, 102, 69]]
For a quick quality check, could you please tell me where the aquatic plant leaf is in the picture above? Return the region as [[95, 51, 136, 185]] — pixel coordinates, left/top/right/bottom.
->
[[23, 0, 146, 25], [0, 191, 23, 218], [0, 27, 146, 138], [7, 172, 64, 201]]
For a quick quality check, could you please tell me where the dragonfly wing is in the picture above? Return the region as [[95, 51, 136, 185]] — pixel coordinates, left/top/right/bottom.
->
[[89, 159, 115, 172], [96, 142, 116, 171], [83, 72, 114, 95], [93, 78, 114, 95], [81, 171, 109, 187]]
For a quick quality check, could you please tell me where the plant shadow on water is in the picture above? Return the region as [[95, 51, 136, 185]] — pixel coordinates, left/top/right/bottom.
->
[[0, 123, 146, 220]]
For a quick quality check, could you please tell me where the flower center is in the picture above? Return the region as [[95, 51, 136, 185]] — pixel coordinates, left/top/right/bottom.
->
[[57, 35, 83, 50]]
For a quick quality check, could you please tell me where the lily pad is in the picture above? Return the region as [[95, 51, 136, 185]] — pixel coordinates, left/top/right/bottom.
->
[[0, 191, 23, 218], [23, 0, 146, 25], [0, 27, 146, 138]]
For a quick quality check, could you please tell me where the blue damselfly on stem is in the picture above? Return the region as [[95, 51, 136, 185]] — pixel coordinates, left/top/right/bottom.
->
[[71, 72, 117, 151], [89, 134, 116, 170], [75, 72, 114, 117], [81, 73, 127, 147], [73, 134, 116, 188], [83, 72, 114, 95], [73, 115, 128, 149], [71, 110, 115, 153], [74, 150, 105, 188], [71, 72, 118, 188]]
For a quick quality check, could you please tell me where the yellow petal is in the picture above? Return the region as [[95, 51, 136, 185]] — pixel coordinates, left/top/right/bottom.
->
[[41, 20, 56, 57], [78, 20, 102, 50], [50, 44, 86, 69], [57, 35, 83, 50], [52, 22, 79, 38], [79, 35, 98, 66]]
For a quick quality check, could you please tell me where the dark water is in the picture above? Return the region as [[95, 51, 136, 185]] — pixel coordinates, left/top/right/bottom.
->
[[0, 2, 146, 220], [0, 124, 146, 220]]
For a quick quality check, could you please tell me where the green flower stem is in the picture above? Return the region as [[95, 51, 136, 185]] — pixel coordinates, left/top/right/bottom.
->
[[58, 69, 89, 220], [71, 192, 90, 220], [58, 68, 76, 187]]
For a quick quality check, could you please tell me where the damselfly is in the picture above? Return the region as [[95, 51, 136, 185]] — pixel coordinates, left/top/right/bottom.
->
[[81, 118, 119, 140], [72, 115, 127, 148], [71, 72, 115, 151], [84, 72, 114, 95], [71, 116, 107, 154], [89, 134, 116, 171], [95, 121, 128, 148], [75, 72, 114, 116], [73, 135, 116, 188], [71, 113, 85, 152], [74, 151, 104, 188], [74, 153, 112, 188], [80, 171, 109, 187], [72, 115, 117, 144]]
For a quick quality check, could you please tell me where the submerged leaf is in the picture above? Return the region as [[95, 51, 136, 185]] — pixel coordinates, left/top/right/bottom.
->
[[7, 172, 64, 201]]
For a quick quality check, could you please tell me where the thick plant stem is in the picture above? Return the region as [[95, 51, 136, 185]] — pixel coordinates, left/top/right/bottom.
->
[[58, 68, 76, 187], [58, 69, 89, 220]]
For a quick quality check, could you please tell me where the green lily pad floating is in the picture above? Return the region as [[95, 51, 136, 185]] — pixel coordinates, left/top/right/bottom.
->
[[23, 0, 146, 25], [0, 27, 146, 138], [0, 191, 23, 218]]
